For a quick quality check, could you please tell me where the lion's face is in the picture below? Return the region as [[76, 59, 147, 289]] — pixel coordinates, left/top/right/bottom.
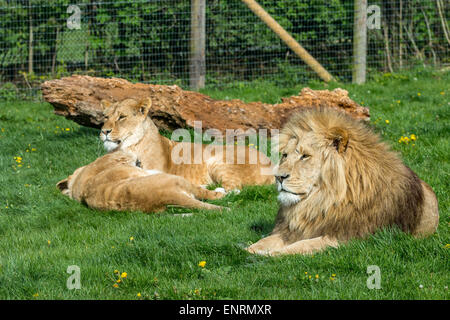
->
[[275, 131, 323, 206], [275, 118, 349, 207], [100, 98, 152, 152]]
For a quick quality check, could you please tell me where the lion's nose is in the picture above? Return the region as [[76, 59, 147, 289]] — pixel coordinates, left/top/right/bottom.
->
[[102, 129, 112, 136], [276, 173, 290, 183]]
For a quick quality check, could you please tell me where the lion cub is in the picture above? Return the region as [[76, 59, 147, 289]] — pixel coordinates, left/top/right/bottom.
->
[[99, 98, 274, 191], [57, 151, 226, 213]]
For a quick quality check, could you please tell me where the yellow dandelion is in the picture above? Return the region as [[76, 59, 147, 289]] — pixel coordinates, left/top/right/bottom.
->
[[114, 270, 119, 274], [47, 240, 51, 245], [315, 274, 319, 279], [31, 148, 36, 152], [440, 91, 445, 95], [113, 283, 119, 288], [33, 293, 39, 297], [66, 128, 70, 131], [116, 279, 121, 283], [332, 274, 336, 277], [194, 289, 200, 295], [129, 236, 134, 241], [137, 292, 142, 297], [417, 93, 421, 96], [398, 136, 411, 144], [120, 272, 127, 278], [410, 134, 417, 141], [385, 120, 390, 124], [198, 261, 206, 268], [444, 244, 450, 249]]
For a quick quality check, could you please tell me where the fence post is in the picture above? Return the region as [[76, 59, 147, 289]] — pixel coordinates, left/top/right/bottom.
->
[[190, 0, 205, 90], [352, 0, 367, 84]]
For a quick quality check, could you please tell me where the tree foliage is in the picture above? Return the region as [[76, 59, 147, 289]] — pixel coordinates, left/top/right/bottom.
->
[[0, 0, 448, 91]]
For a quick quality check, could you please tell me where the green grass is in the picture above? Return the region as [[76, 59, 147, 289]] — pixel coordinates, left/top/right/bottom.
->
[[0, 67, 448, 299]]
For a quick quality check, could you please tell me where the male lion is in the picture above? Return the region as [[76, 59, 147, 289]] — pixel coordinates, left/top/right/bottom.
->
[[99, 98, 274, 191], [57, 151, 226, 213], [246, 107, 439, 255]]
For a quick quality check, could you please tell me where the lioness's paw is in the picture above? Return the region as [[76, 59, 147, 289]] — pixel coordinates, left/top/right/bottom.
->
[[214, 187, 226, 194]]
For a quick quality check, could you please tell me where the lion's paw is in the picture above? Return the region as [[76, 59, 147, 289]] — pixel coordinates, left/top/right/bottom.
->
[[245, 244, 271, 256]]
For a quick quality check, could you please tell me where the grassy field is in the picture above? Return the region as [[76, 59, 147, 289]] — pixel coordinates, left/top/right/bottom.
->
[[0, 67, 448, 299]]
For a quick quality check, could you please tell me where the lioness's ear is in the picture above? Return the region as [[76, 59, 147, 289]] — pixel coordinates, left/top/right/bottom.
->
[[138, 97, 152, 115], [100, 99, 112, 110], [327, 127, 349, 153]]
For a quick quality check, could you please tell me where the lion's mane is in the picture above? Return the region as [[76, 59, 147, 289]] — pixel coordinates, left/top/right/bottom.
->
[[273, 108, 426, 241]]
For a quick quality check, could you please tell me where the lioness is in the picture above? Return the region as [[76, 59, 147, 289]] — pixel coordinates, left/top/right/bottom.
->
[[57, 151, 226, 212], [247, 107, 439, 255], [99, 98, 274, 191]]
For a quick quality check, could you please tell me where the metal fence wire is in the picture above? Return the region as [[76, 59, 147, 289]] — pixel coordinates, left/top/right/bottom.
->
[[0, 0, 448, 97]]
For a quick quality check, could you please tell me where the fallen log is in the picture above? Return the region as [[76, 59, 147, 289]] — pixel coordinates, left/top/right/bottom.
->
[[41, 75, 369, 133]]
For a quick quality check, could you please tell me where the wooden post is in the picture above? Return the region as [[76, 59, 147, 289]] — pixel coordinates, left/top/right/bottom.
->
[[28, 1, 33, 75], [189, 0, 205, 90], [352, 0, 367, 84], [241, 0, 333, 82]]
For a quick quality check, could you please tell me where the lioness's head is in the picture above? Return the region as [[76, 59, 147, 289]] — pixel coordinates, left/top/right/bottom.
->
[[275, 108, 350, 207], [100, 98, 152, 152]]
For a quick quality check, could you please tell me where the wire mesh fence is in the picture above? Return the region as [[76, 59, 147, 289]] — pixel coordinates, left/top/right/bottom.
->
[[0, 0, 448, 99]]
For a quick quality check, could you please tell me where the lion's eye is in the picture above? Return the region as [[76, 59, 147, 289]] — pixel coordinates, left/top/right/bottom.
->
[[300, 154, 310, 160], [281, 153, 288, 160], [118, 115, 126, 120]]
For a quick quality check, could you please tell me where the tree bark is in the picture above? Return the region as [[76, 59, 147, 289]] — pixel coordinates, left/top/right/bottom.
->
[[41, 75, 370, 134]]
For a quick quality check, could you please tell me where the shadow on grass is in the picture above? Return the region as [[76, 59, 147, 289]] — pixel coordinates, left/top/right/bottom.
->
[[249, 218, 274, 236]]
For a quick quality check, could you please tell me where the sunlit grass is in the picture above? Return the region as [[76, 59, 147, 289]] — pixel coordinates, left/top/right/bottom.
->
[[0, 67, 448, 299]]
